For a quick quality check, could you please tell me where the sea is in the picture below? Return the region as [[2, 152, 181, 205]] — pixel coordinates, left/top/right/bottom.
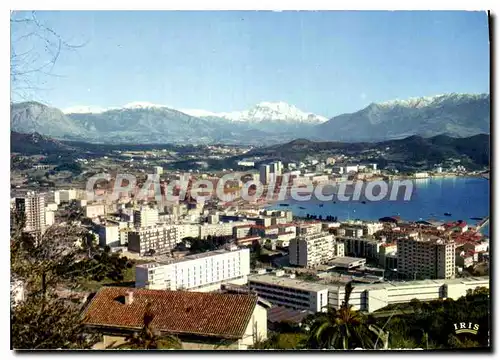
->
[[267, 176, 490, 237]]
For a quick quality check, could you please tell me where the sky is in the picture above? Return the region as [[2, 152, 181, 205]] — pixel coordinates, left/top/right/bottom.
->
[[10, 10, 490, 117]]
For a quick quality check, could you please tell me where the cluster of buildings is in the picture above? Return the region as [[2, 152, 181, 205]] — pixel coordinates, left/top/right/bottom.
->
[[247, 270, 489, 313], [11, 186, 489, 349]]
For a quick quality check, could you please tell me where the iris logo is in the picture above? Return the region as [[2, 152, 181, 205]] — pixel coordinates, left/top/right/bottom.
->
[[453, 322, 479, 335]]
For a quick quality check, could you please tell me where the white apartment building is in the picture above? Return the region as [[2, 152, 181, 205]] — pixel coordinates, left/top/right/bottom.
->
[[85, 204, 106, 218], [296, 222, 323, 235], [98, 224, 120, 247], [128, 225, 179, 255], [15, 192, 45, 233], [154, 166, 163, 175], [199, 221, 248, 239], [248, 274, 489, 313], [328, 276, 489, 313], [248, 273, 329, 312], [46, 203, 58, 211], [334, 242, 345, 257], [134, 207, 159, 228], [54, 189, 78, 205], [174, 223, 201, 240], [289, 232, 335, 268], [397, 235, 455, 280], [339, 236, 384, 261], [135, 247, 250, 292], [237, 160, 255, 167], [45, 209, 55, 227]]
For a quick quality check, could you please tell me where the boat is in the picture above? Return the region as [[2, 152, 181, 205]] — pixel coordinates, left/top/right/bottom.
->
[[444, 212, 452, 216], [279, 203, 289, 207], [299, 206, 306, 210], [361, 201, 367, 204], [319, 204, 324, 207], [470, 217, 483, 221]]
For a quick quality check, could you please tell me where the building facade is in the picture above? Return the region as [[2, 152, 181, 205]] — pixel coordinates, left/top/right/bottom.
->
[[128, 225, 179, 255], [289, 232, 335, 267], [397, 235, 455, 280], [134, 207, 159, 228], [15, 192, 45, 234], [248, 273, 329, 312], [135, 247, 250, 292]]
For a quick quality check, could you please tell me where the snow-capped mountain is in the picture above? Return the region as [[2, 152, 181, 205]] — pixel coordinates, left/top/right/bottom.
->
[[376, 93, 488, 109], [62, 101, 171, 114], [12, 93, 490, 145], [182, 101, 328, 124], [318, 93, 490, 142]]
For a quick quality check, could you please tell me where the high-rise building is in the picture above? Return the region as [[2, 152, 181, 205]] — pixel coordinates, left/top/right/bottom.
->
[[135, 247, 250, 292], [154, 166, 164, 175], [289, 232, 335, 268], [15, 192, 45, 234], [128, 225, 179, 256], [134, 207, 159, 228], [270, 161, 283, 176], [54, 189, 78, 205], [397, 235, 455, 280], [97, 224, 120, 247], [259, 164, 271, 185]]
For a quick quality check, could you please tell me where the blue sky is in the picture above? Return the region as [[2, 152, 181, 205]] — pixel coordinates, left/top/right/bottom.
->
[[11, 11, 489, 117]]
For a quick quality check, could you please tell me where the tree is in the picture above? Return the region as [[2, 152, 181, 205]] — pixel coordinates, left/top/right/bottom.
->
[[466, 286, 489, 297], [306, 282, 384, 349], [11, 293, 98, 349], [11, 221, 87, 296], [111, 303, 182, 350], [11, 214, 131, 349]]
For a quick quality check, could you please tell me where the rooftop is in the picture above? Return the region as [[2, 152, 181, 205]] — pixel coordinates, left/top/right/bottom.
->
[[248, 274, 329, 293], [82, 287, 258, 339], [137, 247, 248, 269], [327, 256, 366, 266], [267, 306, 312, 324]]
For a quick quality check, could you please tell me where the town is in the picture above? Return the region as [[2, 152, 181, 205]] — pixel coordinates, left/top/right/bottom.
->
[[10, 155, 490, 349]]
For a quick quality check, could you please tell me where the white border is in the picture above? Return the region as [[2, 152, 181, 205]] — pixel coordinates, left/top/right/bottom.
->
[[3, 2, 498, 360]]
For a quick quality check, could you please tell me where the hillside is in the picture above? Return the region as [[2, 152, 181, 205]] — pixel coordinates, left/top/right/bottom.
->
[[317, 93, 490, 142], [11, 93, 490, 144], [248, 134, 490, 169], [10, 132, 77, 155]]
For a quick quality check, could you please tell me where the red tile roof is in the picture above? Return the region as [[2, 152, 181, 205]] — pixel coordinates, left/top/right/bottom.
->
[[82, 287, 258, 339]]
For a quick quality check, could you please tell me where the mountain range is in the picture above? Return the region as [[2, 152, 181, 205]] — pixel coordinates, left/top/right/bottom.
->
[[11, 93, 490, 145]]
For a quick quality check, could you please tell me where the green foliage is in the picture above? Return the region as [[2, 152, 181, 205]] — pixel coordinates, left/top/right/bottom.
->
[[53, 161, 82, 174], [11, 216, 132, 349], [63, 247, 133, 283], [305, 282, 383, 349], [11, 293, 98, 349], [252, 333, 307, 350], [373, 289, 490, 349]]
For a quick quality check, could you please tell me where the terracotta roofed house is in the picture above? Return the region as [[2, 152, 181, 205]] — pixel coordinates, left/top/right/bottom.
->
[[82, 287, 267, 350]]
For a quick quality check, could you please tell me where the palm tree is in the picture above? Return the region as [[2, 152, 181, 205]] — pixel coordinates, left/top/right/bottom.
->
[[307, 282, 386, 349], [111, 302, 182, 350]]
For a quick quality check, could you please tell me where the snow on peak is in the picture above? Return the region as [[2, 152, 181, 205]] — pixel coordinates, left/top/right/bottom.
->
[[63, 102, 172, 114], [183, 102, 327, 123], [179, 109, 220, 118], [62, 100, 329, 123], [376, 93, 488, 109], [123, 101, 169, 110]]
